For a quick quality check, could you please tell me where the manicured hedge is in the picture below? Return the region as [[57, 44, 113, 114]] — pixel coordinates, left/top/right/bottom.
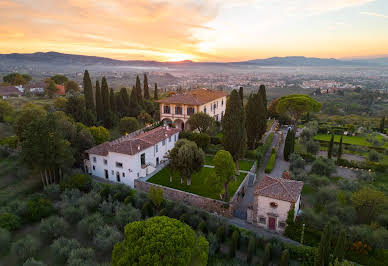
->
[[264, 148, 276, 174]]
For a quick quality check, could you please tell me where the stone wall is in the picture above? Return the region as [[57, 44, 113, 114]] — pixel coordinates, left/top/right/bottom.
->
[[229, 162, 256, 206], [134, 179, 233, 217]]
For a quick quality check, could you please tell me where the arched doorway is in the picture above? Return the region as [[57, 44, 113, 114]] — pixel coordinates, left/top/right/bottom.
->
[[162, 118, 173, 126], [174, 119, 184, 130]]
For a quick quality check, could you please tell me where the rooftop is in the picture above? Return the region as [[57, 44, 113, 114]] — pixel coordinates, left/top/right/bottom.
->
[[255, 175, 303, 203], [0, 85, 22, 96], [86, 126, 180, 156], [157, 88, 227, 105]]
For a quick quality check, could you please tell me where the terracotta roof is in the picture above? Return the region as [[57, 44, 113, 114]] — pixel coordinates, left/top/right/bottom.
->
[[157, 88, 227, 105], [86, 126, 180, 156], [255, 175, 303, 203], [55, 84, 65, 95], [0, 86, 22, 96]]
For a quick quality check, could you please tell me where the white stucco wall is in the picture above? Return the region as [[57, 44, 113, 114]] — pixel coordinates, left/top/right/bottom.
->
[[88, 132, 179, 188]]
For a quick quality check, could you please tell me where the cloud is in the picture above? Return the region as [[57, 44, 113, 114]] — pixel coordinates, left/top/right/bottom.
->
[[361, 11, 388, 19]]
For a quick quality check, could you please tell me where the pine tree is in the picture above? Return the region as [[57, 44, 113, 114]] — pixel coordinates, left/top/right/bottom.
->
[[95, 80, 103, 121], [333, 229, 346, 262], [315, 223, 332, 266], [259, 84, 267, 111], [154, 83, 158, 100], [245, 92, 266, 149], [135, 75, 143, 106], [143, 73, 150, 99], [239, 86, 244, 103], [222, 89, 246, 174], [337, 136, 343, 161], [328, 133, 334, 159], [110, 88, 115, 112], [83, 70, 94, 111], [380, 116, 385, 133], [101, 76, 110, 111]]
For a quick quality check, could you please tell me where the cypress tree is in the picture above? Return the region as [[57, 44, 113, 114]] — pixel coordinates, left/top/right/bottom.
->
[[83, 70, 94, 111], [239, 86, 244, 103], [333, 229, 346, 262], [222, 89, 246, 174], [315, 223, 332, 266], [259, 84, 267, 111], [380, 116, 385, 133], [246, 92, 266, 149], [143, 73, 150, 99], [263, 243, 271, 266], [95, 80, 103, 121], [284, 129, 292, 161], [328, 133, 334, 159], [154, 83, 158, 100], [247, 236, 255, 263], [337, 136, 343, 161], [291, 129, 295, 153], [120, 87, 130, 106], [129, 87, 140, 117], [281, 249, 289, 266], [115, 92, 125, 116], [135, 75, 143, 106], [101, 76, 110, 111], [110, 88, 115, 112]]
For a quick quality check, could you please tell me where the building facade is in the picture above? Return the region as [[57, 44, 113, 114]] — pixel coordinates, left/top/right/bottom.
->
[[157, 88, 227, 130], [247, 175, 303, 233], [85, 126, 180, 187]]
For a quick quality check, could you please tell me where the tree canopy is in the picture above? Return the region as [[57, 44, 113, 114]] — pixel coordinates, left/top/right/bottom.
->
[[83, 70, 94, 111], [245, 92, 266, 149], [187, 112, 215, 134], [111, 216, 208, 266], [65, 80, 79, 93], [89, 126, 110, 144], [3, 73, 31, 85], [119, 117, 140, 135], [51, 75, 68, 85], [213, 150, 236, 200]]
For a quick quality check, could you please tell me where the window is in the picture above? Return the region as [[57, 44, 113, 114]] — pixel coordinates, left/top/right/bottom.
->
[[187, 107, 195, 115], [279, 222, 286, 228], [162, 140, 166, 146], [111, 170, 114, 175], [259, 217, 266, 224], [140, 153, 146, 166], [221, 111, 224, 119], [175, 106, 182, 115], [122, 172, 125, 177], [204, 107, 207, 113], [210, 103, 212, 111], [174, 135, 177, 142], [103, 159, 107, 165], [116, 162, 123, 168], [92, 165, 95, 170], [156, 144, 158, 152], [213, 103, 216, 110], [93, 157, 96, 163], [222, 99, 224, 106], [169, 136, 171, 142], [137, 172, 139, 177], [163, 105, 170, 114], [215, 115, 219, 121]]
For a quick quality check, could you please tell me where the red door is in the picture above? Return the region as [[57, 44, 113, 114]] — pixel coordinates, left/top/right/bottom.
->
[[268, 217, 276, 230]]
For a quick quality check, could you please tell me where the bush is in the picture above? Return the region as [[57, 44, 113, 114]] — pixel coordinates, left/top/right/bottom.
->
[[61, 174, 92, 192], [309, 175, 330, 188], [119, 117, 140, 134], [285, 243, 316, 265], [0, 212, 21, 230], [141, 201, 153, 218], [289, 153, 305, 171], [23, 258, 47, 266], [207, 233, 219, 256], [7, 200, 28, 220], [60, 205, 86, 224], [93, 225, 122, 253], [44, 184, 61, 200], [39, 216, 69, 242], [306, 140, 320, 155], [159, 208, 168, 216], [78, 191, 101, 212], [210, 136, 221, 145], [190, 133, 210, 150], [264, 149, 276, 174], [99, 198, 115, 217], [11, 235, 40, 263], [0, 227, 11, 254], [216, 226, 225, 242], [281, 249, 289, 266], [369, 150, 382, 162], [148, 187, 164, 209], [311, 157, 336, 177], [198, 220, 207, 234], [78, 213, 105, 237], [67, 247, 96, 266], [263, 243, 271, 266], [26, 197, 54, 222], [114, 203, 141, 229], [61, 188, 82, 205], [247, 236, 255, 263], [50, 237, 81, 264]]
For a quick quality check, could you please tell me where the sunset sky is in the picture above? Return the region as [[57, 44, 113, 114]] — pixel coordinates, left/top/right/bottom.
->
[[0, 0, 387, 62]]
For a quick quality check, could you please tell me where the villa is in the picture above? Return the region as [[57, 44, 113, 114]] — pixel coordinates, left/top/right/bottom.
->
[[157, 88, 227, 130], [85, 126, 180, 187]]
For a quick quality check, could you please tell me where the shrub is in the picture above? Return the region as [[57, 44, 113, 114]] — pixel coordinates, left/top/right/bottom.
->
[[159, 208, 168, 216], [0, 212, 21, 230], [50, 237, 81, 264], [256, 236, 265, 250], [210, 136, 221, 145], [114, 203, 141, 229], [148, 187, 164, 209], [109, 184, 134, 202], [306, 140, 320, 155], [26, 197, 54, 222], [60, 188, 82, 205], [93, 225, 122, 253], [61, 174, 92, 192], [270, 238, 284, 258], [368, 150, 382, 162], [198, 220, 207, 234], [7, 200, 28, 220], [78, 191, 101, 212], [119, 117, 140, 134], [216, 226, 225, 242], [99, 198, 115, 217], [11, 235, 40, 263], [284, 243, 316, 265], [264, 149, 276, 173], [78, 213, 105, 237], [247, 236, 255, 263], [263, 243, 271, 266], [190, 133, 210, 150], [289, 153, 305, 171], [311, 157, 336, 177], [23, 258, 47, 266], [39, 216, 69, 242], [232, 230, 240, 250], [60, 205, 86, 224], [0, 227, 11, 254], [309, 175, 330, 188], [281, 249, 289, 266], [67, 247, 96, 266], [44, 184, 61, 200], [141, 201, 153, 218], [207, 233, 219, 256]]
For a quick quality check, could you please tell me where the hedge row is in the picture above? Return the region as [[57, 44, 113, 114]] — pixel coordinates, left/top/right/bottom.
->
[[264, 148, 277, 174]]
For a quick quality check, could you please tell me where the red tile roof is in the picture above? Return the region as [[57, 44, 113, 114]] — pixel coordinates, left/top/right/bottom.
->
[[56, 84, 65, 95], [157, 88, 227, 105], [255, 175, 303, 203], [86, 126, 180, 156], [0, 86, 22, 96]]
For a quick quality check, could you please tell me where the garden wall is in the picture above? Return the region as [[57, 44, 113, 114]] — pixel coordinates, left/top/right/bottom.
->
[[230, 163, 256, 205], [134, 179, 233, 217]]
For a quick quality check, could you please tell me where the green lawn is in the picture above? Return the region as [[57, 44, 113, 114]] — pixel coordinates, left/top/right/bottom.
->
[[204, 155, 254, 171], [314, 134, 388, 148], [147, 167, 247, 201]]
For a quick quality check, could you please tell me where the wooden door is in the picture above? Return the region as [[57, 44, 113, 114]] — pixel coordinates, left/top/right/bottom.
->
[[268, 217, 276, 230]]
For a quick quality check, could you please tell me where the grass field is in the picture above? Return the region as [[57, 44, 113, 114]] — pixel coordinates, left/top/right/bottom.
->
[[147, 167, 247, 201], [314, 134, 388, 148], [204, 155, 254, 171]]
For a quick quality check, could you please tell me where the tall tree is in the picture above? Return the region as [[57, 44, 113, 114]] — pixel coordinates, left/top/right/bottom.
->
[[45, 80, 58, 98], [337, 136, 343, 161], [258, 84, 267, 111], [222, 90, 247, 174], [143, 74, 150, 99], [187, 113, 215, 134], [95, 80, 103, 121], [315, 223, 332, 266], [129, 87, 141, 117], [239, 87, 244, 103], [380, 116, 385, 133], [328, 133, 334, 159], [245, 92, 266, 149], [154, 83, 158, 100], [83, 70, 94, 111], [51, 74, 68, 85], [214, 150, 236, 200], [283, 129, 292, 161], [110, 88, 115, 112], [135, 75, 143, 106], [101, 77, 110, 111], [333, 229, 346, 262], [65, 80, 80, 93]]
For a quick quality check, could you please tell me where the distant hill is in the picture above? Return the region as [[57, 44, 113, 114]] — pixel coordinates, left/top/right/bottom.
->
[[1, 52, 387, 70]]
